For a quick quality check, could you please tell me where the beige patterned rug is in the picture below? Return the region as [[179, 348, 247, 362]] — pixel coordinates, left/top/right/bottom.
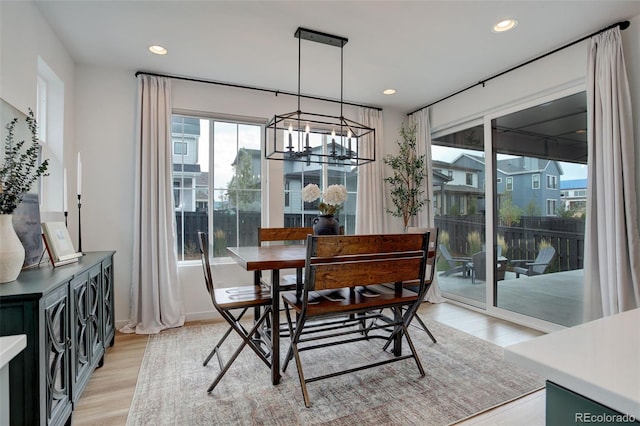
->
[[126, 317, 543, 426]]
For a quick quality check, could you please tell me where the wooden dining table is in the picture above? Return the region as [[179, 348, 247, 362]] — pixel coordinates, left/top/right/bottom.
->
[[226, 244, 307, 385]]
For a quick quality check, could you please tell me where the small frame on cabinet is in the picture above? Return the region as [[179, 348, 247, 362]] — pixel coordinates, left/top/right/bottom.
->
[[41, 222, 82, 267]]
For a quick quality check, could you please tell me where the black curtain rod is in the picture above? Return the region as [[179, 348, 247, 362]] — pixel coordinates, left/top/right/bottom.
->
[[407, 20, 630, 116], [134, 71, 383, 112]]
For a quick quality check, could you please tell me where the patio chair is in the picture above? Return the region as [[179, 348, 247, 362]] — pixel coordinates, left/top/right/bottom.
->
[[197, 232, 273, 393], [467, 251, 486, 284], [438, 244, 469, 277], [466, 249, 506, 284], [281, 233, 431, 407], [511, 246, 556, 278]]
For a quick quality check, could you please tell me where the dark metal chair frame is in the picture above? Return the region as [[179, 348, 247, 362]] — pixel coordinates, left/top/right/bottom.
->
[[197, 232, 273, 393], [281, 233, 431, 407]]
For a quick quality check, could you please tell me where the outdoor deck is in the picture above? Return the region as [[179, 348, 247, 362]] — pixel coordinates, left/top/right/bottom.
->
[[439, 269, 584, 327]]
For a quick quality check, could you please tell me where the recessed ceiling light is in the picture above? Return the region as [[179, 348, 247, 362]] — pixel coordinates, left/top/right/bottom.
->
[[493, 19, 518, 33], [149, 45, 168, 55], [383, 89, 396, 95]]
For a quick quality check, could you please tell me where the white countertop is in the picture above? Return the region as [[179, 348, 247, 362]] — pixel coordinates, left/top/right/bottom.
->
[[505, 308, 640, 418], [0, 335, 26, 369]]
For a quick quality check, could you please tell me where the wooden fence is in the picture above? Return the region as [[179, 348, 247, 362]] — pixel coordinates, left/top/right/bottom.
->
[[434, 215, 585, 272]]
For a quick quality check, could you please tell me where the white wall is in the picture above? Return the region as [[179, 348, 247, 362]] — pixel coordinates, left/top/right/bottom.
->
[[0, 1, 76, 222]]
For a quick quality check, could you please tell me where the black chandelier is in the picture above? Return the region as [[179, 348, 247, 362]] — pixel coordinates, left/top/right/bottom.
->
[[265, 27, 375, 166]]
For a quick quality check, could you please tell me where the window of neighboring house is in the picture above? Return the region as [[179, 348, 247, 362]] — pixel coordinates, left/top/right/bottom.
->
[[284, 181, 290, 207], [532, 174, 540, 189], [466, 173, 473, 186], [506, 177, 513, 191], [546, 199, 557, 216], [575, 189, 586, 197], [283, 131, 358, 234], [448, 170, 453, 178], [172, 113, 262, 261], [173, 141, 188, 155], [497, 177, 502, 183], [547, 175, 558, 189]]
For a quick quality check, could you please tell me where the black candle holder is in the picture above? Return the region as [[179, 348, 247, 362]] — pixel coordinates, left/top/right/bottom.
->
[[77, 194, 82, 253], [64, 211, 68, 228]]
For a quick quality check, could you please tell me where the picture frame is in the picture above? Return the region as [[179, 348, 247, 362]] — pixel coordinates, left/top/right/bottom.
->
[[41, 222, 82, 267], [13, 193, 44, 269]]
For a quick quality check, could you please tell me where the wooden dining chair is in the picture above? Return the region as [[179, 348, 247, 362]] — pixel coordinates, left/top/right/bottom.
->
[[282, 233, 430, 407], [256, 226, 313, 291], [197, 232, 273, 393]]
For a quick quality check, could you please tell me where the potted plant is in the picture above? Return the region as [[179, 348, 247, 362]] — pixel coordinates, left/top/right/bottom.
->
[[383, 123, 428, 229], [0, 108, 49, 283]]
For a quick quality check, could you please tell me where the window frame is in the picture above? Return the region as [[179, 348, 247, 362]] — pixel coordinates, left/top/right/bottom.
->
[[171, 111, 265, 263], [532, 173, 540, 189]]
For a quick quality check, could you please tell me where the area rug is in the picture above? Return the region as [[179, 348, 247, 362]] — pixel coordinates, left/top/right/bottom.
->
[[126, 318, 543, 426]]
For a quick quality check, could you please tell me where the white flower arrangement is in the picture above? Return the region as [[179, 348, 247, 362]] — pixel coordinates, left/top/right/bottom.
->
[[301, 183, 348, 216]]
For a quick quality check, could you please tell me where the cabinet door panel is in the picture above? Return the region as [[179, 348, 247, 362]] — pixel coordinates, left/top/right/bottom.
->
[[101, 257, 115, 347], [44, 284, 72, 425]]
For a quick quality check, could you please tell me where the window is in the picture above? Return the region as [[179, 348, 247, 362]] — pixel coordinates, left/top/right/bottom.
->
[[284, 182, 290, 207], [283, 131, 358, 234], [575, 189, 586, 197], [506, 177, 513, 191], [546, 199, 557, 216], [466, 173, 473, 186], [172, 114, 262, 260], [532, 174, 540, 189], [173, 141, 188, 155], [497, 177, 502, 183], [547, 175, 558, 189], [36, 76, 47, 143], [32, 57, 66, 212]]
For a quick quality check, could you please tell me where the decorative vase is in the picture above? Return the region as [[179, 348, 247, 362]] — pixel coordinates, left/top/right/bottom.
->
[[312, 215, 340, 235], [0, 214, 25, 283]]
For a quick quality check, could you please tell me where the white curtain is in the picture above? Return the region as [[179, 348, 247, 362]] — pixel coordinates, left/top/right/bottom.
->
[[584, 27, 640, 321], [356, 108, 387, 234], [121, 75, 185, 334], [409, 108, 444, 303]]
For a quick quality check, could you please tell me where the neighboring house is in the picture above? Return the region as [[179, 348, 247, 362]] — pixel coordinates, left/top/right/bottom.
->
[[171, 116, 202, 212], [560, 178, 587, 214], [433, 154, 563, 216], [432, 159, 479, 215], [496, 157, 563, 216]]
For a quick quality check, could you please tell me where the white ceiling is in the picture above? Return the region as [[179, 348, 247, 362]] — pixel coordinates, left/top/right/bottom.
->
[[34, 1, 640, 113]]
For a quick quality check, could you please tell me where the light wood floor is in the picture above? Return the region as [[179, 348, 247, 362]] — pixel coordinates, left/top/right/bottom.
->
[[72, 302, 546, 425]]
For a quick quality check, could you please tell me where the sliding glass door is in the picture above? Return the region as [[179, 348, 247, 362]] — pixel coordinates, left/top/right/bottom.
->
[[432, 123, 487, 308], [491, 91, 587, 327]]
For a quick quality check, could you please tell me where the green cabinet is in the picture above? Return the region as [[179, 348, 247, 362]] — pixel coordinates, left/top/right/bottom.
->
[[546, 381, 640, 425], [0, 251, 115, 426]]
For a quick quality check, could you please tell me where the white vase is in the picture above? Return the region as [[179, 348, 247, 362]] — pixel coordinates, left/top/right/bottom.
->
[[0, 214, 25, 283]]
